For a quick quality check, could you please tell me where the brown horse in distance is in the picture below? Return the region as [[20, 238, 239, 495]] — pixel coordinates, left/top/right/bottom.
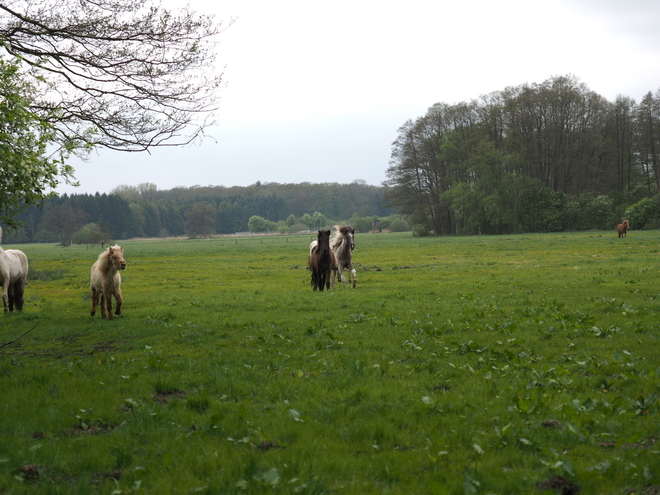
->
[[617, 220, 630, 238], [308, 230, 336, 291]]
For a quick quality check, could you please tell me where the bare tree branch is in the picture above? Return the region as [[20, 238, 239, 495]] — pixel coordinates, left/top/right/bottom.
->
[[0, 0, 228, 153]]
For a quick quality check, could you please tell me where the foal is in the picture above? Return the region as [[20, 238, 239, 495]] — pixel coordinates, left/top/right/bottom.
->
[[90, 245, 126, 320]]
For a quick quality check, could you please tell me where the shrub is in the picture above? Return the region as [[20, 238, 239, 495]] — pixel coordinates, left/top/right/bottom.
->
[[412, 224, 430, 237], [519, 185, 566, 232], [248, 215, 274, 233], [389, 218, 411, 232], [625, 194, 660, 230], [565, 193, 617, 231]]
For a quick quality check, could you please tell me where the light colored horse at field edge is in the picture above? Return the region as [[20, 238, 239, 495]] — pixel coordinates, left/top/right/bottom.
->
[[331, 225, 356, 289], [0, 227, 29, 313], [90, 244, 126, 320]]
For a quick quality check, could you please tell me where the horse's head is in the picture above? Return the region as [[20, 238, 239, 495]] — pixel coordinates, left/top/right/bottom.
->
[[338, 226, 356, 250], [317, 230, 331, 253], [623, 220, 630, 228], [108, 245, 127, 270]]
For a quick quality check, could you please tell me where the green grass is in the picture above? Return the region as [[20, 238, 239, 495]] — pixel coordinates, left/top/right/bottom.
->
[[1, 231, 659, 494]]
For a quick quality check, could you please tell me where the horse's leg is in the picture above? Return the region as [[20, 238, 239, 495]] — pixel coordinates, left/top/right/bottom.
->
[[100, 293, 108, 319], [336, 264, 345, 289], [114, 288, 123, 316], [8, 282, 15, 311], [311, 270, 318, 291], [1, 283, 8, 313], [13, 278, 25, 311], [348, 263, 357, 289], [333, 265, 342, 289], [91, 287, 99, 316], [103, 290, 113, 320]]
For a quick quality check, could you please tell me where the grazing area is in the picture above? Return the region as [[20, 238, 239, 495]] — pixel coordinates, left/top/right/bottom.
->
[[1, 231, 659, 494]]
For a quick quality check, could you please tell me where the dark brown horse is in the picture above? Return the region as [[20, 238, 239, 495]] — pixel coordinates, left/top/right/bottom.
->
[[308, 230, 336, 291], [617, 220, 630, 238]]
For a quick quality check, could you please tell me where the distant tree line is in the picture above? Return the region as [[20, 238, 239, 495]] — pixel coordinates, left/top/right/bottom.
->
[[1, 181, 396, 244], [386, 75, 660, 235]]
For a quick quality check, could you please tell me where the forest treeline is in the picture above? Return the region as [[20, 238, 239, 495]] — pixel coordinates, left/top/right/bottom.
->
[[1, 181, 396, 244], [385, 75, 660, 235]]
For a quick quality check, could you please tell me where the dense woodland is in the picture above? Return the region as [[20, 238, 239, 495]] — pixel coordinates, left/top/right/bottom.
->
[[1, 181, 395, 244], [386, 75, 660, 235]]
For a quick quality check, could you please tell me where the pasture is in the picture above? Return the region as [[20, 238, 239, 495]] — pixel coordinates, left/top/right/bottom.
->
[[1, 231, 659, 494]]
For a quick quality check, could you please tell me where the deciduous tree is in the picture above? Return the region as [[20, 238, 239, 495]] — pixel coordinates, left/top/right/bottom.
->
[[0, 58, 74, 229], [0, 0, 226, 227]]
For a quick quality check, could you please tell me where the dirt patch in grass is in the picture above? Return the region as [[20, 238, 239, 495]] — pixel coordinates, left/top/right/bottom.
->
[[622, 437, 657, 449], [536, 475, 580, 494], [255, 441, 282, 452], [153, 389, 186, 404], [625, 486, 660, 495], [541, 419, 564, 429], [66, 424, 117, 436], [15, 464, 40, 483], [91, 470, 121, 485]]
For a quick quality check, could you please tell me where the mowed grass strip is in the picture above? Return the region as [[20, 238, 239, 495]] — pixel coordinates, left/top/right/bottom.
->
[[1, 231, 659, 494]]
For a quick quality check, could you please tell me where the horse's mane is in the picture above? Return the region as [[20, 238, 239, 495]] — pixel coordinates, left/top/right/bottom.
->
[[95, 245, 123, 274], [330, 225, 347, 251]]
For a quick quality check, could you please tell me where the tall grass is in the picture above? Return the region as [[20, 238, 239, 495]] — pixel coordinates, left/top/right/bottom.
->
[[1, 231, 659, 493]]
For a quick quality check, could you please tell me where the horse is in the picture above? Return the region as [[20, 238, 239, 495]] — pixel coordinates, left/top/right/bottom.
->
[[90, 245, 126, 320], [330, 225, 356, 289], [308, 230, 335, 291], [617, 220, 630, 238], [0, 227, 29, 313]]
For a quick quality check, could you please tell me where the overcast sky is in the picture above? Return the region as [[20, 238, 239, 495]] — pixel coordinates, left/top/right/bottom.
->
[[57, 0, 660, 195]]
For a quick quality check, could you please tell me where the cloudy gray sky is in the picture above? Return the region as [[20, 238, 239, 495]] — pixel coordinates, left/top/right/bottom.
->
[[57, 0, 660, 195]]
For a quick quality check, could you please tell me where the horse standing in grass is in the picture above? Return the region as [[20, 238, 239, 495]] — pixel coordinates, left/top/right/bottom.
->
[[617, 220, 630, 238], [308, 230, 335, 291], [331, 225, 356, 289], [90, 245, 126, 320], [0, 227, 29, 313]]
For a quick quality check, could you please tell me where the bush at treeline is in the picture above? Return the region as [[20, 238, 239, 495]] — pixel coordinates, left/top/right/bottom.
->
[[386, 74, 660, 234]]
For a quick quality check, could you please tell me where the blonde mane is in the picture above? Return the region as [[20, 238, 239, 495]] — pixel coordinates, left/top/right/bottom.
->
[[330, 225, 347, 251]]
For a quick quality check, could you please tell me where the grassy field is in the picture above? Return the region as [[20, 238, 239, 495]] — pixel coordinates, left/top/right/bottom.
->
[[1, 230, 659, 494]]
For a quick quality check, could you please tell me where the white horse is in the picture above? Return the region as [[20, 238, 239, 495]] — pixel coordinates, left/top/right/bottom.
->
[[0, 227, 29, 312], [330, 225, 356, 289], [90, 245, 126, 320]]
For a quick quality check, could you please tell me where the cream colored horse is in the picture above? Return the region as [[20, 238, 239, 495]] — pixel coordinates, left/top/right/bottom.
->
[[0, 227, 29, 312], [90, 245, 126, 320]]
